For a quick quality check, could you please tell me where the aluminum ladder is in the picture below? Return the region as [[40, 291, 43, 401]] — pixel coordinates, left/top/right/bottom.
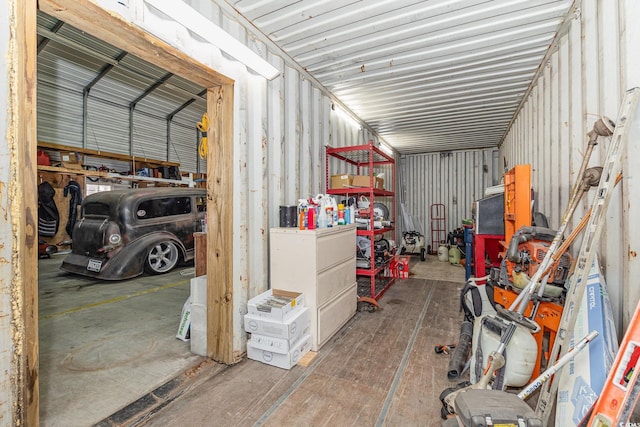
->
[[535, 87, 640, 423]]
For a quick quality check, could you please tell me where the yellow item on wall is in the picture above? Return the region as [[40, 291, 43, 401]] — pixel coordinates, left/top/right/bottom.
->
[[197, 112, 209, 159]]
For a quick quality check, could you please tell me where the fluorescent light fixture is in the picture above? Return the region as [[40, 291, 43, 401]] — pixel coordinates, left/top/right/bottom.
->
[[333, 104, 362, 130], [145, 0, 280, 80], [379, 143, 394, 156]]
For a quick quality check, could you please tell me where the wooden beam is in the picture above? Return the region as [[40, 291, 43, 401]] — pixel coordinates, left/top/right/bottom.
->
[[12, 0, 39, 424], [38, 0, 234, 88], [38, 141, 181, 167], [206, 85, 236, 363]]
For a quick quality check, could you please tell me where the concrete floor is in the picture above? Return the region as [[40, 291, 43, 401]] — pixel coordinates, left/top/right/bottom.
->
[[38, 253, 204, 426], [38, 251, 466, 426]]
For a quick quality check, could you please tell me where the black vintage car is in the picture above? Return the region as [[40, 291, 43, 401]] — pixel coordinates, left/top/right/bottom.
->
[[61, 187, 207, 280]]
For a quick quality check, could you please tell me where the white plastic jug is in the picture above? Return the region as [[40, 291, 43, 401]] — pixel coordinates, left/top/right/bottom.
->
[[437, 245, 449, 262]]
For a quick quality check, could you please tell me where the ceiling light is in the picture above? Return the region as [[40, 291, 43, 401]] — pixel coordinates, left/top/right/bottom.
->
[[333, 104, 362, 130], [379, 143, 394, 156], [144, 0, 280, 80]]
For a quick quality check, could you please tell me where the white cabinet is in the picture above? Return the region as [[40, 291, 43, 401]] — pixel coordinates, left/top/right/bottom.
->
[[269, 224, 357, 351]]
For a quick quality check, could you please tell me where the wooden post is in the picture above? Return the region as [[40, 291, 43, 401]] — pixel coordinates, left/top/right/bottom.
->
[[207, 85, 235, 363], [9, 0, 39, 424]]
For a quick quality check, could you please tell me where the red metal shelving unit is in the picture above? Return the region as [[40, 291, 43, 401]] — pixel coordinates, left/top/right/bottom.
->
[[326, 141, 396, 301]]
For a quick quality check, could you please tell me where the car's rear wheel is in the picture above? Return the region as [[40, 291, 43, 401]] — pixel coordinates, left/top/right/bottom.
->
[[145, 241, 179, 274]]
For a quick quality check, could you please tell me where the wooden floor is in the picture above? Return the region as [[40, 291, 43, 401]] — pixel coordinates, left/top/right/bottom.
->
[[104, 260, 468, 427]]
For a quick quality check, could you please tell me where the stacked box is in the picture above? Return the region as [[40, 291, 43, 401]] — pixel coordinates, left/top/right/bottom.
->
[[245, 289, 311, 369], [330, 174, 353, 189], [244, 307, 310, 353], [247, 334, 312, 370], [352, 175, 384, 189]]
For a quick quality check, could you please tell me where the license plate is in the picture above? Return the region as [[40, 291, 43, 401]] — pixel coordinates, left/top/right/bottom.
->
[[87, 259, 102, 272]]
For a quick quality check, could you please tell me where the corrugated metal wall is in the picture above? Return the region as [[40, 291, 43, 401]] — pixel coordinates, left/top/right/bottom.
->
[[175, 0, 393, 351], [500, 0, 640, 331], [401, 148, 498, 251], [37, 13, 208, 172]]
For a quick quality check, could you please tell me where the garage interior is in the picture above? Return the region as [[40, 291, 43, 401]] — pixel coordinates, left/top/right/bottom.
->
[[4, 0, 640, 426]]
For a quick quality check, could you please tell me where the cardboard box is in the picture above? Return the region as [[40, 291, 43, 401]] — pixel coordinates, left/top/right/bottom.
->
[[60, 151, 84, 170], [248, 320, 310, 354], [248, 331, 308, 354], [191, 275, 207, 305], [352, 175, 371, 187], [244, 306, 309, 340], [190, 303, 207, 356], [374, 176, 384, 190], [352, 175, 384, 189], [247, 333, 312, 369], [555, 258, 618, 426], [330, 174, 353, 189], [189, 276, 207, 355], [247, 289, 305, 322]]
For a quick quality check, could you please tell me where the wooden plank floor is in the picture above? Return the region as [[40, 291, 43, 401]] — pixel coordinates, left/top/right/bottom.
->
[[126, 267, 468, 427]]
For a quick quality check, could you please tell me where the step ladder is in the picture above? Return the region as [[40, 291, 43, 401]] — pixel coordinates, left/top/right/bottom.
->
[[535, 87, 640, 423]]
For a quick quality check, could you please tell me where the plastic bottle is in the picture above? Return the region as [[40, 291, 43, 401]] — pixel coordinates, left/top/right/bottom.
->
[[299, 210, 306, 230], [318, 207, 328, 228], [337, 204, 345, 225], [308, 207, 316, 230], [349, 205, 356, 225], [330, 198, 339, 225], [437, 244, 448, 261], [344, 206, 351, 225], [326, 207, 334, 227]]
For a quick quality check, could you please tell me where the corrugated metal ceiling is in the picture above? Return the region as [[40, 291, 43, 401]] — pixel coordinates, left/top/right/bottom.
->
[[36, 12, 208, 130], [229, 0, 574, 154]]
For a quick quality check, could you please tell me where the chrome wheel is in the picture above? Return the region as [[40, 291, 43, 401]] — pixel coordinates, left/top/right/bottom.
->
[[146, 241, 179, 274]]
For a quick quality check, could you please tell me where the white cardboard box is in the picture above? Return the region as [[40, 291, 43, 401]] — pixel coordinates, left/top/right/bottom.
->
[[244, 306, 309, 340], [190, 304, 207, 356], [248, 329, 310, 354], [555, 258, 619, 426], [247, 333, 312, 370], [189, 276, 207, 355], [247, 288, 305, 322]]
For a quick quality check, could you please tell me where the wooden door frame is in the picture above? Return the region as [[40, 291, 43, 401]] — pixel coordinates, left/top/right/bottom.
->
[[16, 1, 236, 424]]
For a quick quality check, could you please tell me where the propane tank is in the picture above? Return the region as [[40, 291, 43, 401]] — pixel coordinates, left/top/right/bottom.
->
[[437, 244, 449, 262]]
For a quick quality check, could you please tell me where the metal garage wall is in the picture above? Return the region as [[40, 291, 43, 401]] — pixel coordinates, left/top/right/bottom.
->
[[401, 148, 498, 251], [500, 0, 640, 331]]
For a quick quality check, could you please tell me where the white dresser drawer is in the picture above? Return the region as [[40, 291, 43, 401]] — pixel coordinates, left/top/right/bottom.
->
[[316, 229, 355, 272], [317, 283, 357, 349], [317, 258, 356, 306]]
